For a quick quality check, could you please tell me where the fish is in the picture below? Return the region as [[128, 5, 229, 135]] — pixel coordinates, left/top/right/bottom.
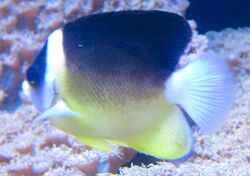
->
[[22, 10, 235, 161]]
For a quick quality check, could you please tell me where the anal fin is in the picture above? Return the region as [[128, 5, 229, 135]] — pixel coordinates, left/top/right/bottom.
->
[[78, 136, 113, 152], [127, 108, 193, 160]]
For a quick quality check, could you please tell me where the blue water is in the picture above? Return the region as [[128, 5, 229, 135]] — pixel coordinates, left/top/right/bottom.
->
[[187, 0, 250, 33]]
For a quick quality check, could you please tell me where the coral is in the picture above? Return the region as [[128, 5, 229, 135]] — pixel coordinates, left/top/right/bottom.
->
[[0, 0, 191, 175], [0, 105, 135, 175], [0, 0, 95, 110], [178, 20, 209, 67], [119, 28, 250, 175], [0, 0, 189, 110], [0, 0, 249, 175], [100, 0, 189, 15]]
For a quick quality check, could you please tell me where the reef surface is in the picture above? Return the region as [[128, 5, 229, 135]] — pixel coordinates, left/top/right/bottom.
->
[[0, 0, 249, 175]]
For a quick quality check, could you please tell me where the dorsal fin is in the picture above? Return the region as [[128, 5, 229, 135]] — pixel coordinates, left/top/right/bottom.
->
[[62, 10, 192, 73]]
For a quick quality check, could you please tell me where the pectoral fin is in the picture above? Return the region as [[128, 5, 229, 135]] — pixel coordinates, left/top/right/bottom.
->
[[33, 100, 81, 127]]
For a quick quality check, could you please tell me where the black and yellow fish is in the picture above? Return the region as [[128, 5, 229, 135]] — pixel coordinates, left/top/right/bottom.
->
[[22, 10, 235, 160]]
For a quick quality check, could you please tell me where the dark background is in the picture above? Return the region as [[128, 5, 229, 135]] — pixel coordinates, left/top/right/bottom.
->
[[186, 0, 250, 33]]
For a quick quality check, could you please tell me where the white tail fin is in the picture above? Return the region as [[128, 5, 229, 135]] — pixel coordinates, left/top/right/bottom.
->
[[164, 52, 235, 133]]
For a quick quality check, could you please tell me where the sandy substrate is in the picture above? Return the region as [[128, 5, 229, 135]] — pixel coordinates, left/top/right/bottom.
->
[[0, 0, 249, 175]]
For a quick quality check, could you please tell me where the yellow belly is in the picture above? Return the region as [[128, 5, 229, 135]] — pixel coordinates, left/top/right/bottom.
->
[[57, 69, 174, 141]]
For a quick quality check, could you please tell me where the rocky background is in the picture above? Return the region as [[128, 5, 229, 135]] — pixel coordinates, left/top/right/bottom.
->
[[0, 0, 249, 175]]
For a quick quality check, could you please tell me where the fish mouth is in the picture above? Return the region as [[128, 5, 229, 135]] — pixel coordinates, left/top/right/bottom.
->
[[21, 80, 58, 112]]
